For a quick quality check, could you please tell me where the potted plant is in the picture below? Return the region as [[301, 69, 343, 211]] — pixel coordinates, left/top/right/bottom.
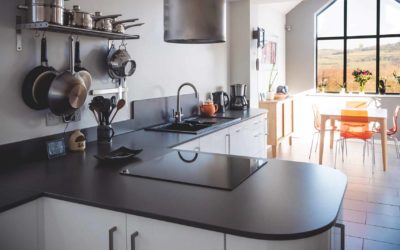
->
[[318, 78, 328, 93], [394, 71, 400, 85], [352, 68, 372, 94], [378, 78, 387, 95], [338, 82, 346, 94], [266, 64, 278, 100]]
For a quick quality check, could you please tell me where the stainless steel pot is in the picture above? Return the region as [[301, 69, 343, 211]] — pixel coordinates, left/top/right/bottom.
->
[[112, 19, 140, 34], [18, 0, 64, 25], [106, 43, 136, 79], [71, 5, 93, 29], [48, 36, 89, 116], [93, 12, 121, 32]]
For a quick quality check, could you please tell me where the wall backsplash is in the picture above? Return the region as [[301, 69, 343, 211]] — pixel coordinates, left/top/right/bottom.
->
[[0, 0, 228, 145]]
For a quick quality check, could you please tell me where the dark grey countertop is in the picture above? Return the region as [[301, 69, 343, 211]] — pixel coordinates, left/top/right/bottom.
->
[[0, 109, 347, 240]]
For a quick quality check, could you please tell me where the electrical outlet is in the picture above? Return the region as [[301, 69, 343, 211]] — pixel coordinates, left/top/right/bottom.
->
[[46, 112, 63, 126], [46, 108, 82, 126]]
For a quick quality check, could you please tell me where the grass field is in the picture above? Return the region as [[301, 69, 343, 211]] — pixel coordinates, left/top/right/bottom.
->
[[317, 41, 400, 93]]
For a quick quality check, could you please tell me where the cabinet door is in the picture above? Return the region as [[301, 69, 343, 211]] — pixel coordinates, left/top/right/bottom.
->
[[229, 121, 251, 157], [126, 214, 224, 250], [199, 128, 229, 155], [0, 200, 38, 250], [226, 231, 331, 250], [173, 138, 200, 152], [43, 198, 126, 250], [283, 100, 293, 137]]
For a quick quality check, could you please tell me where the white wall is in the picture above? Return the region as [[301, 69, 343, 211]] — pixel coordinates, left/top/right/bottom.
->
[[286, 0, 329, 94], [0, 0, 228, 145], [256, 3, 286, 94], [228, 0, 259, 108]]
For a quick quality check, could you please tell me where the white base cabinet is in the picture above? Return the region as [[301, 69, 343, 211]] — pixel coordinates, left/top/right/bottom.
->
[[41, 198, 126, 250], [226, 231, 331, 250], [174, 114, 267, 158], [126, 214, 224, 250], [0, 200, 38, 250]]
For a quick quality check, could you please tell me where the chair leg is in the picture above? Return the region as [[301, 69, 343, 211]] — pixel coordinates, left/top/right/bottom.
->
[[344, 139, 348, 156], [392, 136, 400, 159], [372, 137, 376, 175], [341, 139, 345, 163], [363, 141, 366, 165], [334, 139, 339, 169], [309, 133, 316, 159], [315, 133, 320, 153]]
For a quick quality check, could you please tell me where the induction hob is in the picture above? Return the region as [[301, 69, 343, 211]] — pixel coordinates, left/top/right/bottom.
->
[[120, 151, 267, 191]]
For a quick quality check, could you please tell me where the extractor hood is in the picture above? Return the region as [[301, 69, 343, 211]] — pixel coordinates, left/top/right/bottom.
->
[[164, 0, 226, 44]]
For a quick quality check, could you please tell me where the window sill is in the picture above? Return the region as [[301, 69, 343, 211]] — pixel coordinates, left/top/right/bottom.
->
[[307, 92, 400, 98]]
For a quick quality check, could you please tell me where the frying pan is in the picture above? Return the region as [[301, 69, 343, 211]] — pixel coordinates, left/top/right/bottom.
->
[[22, 36, 57, 110], [74, 40, 92, 90], [48, 36, 88, 116]]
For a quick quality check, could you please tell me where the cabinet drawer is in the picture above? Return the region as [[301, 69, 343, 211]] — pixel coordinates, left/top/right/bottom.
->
[[127, 215, 224, 250]]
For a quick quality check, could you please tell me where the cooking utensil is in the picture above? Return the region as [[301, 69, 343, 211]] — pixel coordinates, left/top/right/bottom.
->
[[112, 18, 139, 34], [107, 43, 136, 79], [212, 91, 229, 113], [71, 5, 93, 29], [22, 36, 57, 110], [93, 12, 121, 32], [48, 36, 88, 116], [109, 99, 126, 124], [18, 0, 64, 25], [89, 104, 99, 124], [74, 40, 92, 90]]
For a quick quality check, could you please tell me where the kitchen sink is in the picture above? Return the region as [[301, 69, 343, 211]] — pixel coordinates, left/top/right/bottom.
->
[[145, 116, 241, 134]]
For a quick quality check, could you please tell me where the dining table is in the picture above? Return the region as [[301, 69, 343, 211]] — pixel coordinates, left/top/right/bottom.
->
[[318, 107, 388, 171]]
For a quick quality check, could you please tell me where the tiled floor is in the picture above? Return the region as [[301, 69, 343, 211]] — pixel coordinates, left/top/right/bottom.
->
[[274, 137, 400, 250]]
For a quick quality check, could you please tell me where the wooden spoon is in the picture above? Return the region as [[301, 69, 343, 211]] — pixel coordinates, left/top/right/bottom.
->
[[109, 99, 126, 124]]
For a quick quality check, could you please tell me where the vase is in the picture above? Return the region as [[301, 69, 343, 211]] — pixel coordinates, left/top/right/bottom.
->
[[266, 92, 275, 100]]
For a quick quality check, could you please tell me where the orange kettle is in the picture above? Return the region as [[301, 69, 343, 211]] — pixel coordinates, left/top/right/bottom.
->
[[200, 102, 219, 116]]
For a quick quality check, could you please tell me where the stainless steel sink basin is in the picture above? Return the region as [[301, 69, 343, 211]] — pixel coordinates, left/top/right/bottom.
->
[[145, 116, 240, 134]]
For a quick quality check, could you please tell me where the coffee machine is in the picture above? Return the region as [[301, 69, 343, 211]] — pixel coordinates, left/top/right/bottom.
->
[[212, 91, 230, 113], [230, 84, 248, 110]]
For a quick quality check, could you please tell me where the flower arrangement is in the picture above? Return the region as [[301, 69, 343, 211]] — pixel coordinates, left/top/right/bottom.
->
[[352, 68, 372, 93]]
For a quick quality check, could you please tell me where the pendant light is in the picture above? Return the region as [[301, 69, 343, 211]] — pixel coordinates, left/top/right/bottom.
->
[[164, 0, 226, 44]]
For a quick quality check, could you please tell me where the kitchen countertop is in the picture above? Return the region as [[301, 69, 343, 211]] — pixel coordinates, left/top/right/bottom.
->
[[0, 109, 347, 240]]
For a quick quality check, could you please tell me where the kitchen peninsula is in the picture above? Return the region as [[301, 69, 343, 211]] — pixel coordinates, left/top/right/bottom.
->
[[0, 109, 347, 250]]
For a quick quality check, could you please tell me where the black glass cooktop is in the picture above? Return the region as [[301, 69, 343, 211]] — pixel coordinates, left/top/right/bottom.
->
[[120, 151, 267, 191]]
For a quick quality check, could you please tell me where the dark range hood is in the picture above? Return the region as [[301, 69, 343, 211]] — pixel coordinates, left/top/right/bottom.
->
[[164, 0, 226, 44]]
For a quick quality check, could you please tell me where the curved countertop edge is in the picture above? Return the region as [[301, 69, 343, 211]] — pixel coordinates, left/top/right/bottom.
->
[[0, 109, 348, 241], [41, 190, 346, 241]]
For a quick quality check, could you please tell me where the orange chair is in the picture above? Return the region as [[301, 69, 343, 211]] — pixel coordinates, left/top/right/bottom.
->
[[373, 105, 400, 158], [335, 109, 375, 169], [309, 104, 338, 159]]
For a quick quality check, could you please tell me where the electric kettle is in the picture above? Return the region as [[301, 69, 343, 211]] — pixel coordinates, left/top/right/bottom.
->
[[212, 91, 230, 113]]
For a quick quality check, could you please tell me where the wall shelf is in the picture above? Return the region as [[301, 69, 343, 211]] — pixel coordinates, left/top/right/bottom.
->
[[16, 18, 140, 51]]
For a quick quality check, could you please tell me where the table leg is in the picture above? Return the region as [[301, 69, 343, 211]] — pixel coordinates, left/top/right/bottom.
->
[[380, 118, 388, 171], [319, 116, 327, 165], [271, 145, 277, 158], [330, 120, 335, 149]]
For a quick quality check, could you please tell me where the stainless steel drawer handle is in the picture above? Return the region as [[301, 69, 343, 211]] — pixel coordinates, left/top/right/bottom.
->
[[334, 223, 345, 250], [131, 231, 139, 250], [109, 226, 117, 250]]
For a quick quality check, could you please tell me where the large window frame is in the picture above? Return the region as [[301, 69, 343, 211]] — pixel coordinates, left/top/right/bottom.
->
[[316, 0, 400, 95]]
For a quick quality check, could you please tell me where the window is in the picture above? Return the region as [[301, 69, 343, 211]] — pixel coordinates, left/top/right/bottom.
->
[[316, 0, 400, 94]]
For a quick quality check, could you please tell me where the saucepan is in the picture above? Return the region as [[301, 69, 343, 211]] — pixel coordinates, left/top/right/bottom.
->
[[93, 12, 121, 32], [113, 18, 143, 34], [106, 42, 136, 79], [18, 0, 64, 25]]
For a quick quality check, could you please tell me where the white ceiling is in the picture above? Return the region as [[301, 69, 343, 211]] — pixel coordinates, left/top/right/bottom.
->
[[255, 0, 303, 14]]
